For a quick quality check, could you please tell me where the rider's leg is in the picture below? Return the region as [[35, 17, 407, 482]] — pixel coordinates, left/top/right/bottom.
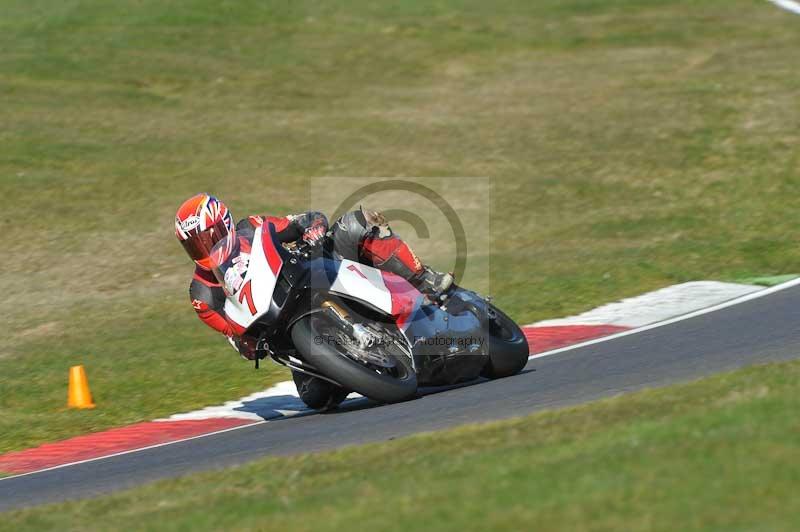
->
[[327, 209, 366, 262], [361, 232, 454, 294], [330, 208, 453, 295]]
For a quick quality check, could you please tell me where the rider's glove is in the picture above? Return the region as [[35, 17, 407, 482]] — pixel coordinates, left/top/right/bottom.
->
[[232, 335, 263, 361], [302, 220, 327, 247]]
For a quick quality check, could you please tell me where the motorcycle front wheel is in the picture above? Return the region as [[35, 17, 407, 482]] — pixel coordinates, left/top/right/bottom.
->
[[291, 314, 418, 404]]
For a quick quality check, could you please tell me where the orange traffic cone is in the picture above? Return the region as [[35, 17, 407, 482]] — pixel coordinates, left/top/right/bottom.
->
[[67, 365, 96, 409]]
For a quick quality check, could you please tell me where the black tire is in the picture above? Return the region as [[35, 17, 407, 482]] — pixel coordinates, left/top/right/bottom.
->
[[481, 304, 530, 379], [292, 370, 350, 411], [291, 314, 418, 404]]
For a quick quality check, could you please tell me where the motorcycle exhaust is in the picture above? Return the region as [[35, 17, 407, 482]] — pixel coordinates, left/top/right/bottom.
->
[[321, 300, 351, 323], [322, 300, 382, 352]]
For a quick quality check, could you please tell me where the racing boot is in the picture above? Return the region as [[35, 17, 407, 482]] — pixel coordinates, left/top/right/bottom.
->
[[410, 266, 454, 297], [363, 240, 453, 297]]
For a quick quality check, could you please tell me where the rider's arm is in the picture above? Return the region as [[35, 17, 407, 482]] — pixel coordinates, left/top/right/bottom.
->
[[190, 283, 261, 360], [189, 276, 238, 338], [248, 212, 328, 244]]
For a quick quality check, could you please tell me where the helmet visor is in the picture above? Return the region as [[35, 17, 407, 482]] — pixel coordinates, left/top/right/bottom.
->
[[180, 218, 233, 263]]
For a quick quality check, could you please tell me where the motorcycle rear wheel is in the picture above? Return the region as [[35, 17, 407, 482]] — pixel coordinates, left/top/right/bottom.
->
[[291, 314, 418, 404]]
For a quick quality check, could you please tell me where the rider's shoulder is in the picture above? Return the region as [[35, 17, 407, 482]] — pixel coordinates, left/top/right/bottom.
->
[[189, 273, 225, 310], [238, 216, 263, 230], [192, 266, 219, 287], [239, 215, 293, 231]]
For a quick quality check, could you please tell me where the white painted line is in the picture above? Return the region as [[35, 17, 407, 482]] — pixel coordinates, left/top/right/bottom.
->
[[5, 276, 800, 481], [0, 420, 266, 483], [769, 0, 800, 15], [527, 276, 800, 361]]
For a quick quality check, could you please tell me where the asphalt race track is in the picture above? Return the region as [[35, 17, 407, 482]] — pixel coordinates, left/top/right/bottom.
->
[[2, 283, 800, 512]]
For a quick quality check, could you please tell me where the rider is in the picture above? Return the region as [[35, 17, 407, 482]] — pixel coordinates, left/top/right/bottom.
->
[[175, 193, 453, 360]]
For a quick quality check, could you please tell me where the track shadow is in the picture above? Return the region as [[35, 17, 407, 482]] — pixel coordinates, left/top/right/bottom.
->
[[232, 394, 310, 421], [233, 369, 533, 421]]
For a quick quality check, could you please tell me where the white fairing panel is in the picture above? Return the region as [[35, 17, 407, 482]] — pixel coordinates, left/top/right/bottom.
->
[[330, 259, 392, 314], [223, 227, 280, 330]]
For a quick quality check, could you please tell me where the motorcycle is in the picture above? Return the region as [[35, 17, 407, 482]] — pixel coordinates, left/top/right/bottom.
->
[[209, 221, 530, 409]]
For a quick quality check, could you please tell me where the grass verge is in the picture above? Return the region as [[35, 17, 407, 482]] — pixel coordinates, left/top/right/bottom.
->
[[2, 0, 799, 451], [4, 359, 799, 530], [735, 274, 799, 287]]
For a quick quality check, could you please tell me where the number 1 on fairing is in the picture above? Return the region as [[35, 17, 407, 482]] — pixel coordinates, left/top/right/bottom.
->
[[347, 264, 368, 279]]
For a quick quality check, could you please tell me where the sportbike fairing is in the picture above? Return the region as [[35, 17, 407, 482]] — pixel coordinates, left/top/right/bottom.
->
[[210, 226, 283, 330]]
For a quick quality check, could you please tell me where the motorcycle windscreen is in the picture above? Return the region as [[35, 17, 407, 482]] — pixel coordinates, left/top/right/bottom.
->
[[209, 226, 283, 331]]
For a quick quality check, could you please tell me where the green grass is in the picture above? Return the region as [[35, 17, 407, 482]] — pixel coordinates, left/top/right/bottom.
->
[[736, 274, 799, 287], [2, 0, 800, 452], [4, 359, 800, 530]]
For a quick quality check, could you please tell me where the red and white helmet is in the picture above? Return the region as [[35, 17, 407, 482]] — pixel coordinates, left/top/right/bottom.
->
[[175, 193, 235, 270]]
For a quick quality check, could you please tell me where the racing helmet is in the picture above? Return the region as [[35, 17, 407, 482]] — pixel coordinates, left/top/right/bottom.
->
[[175, 193, 235, 270]]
